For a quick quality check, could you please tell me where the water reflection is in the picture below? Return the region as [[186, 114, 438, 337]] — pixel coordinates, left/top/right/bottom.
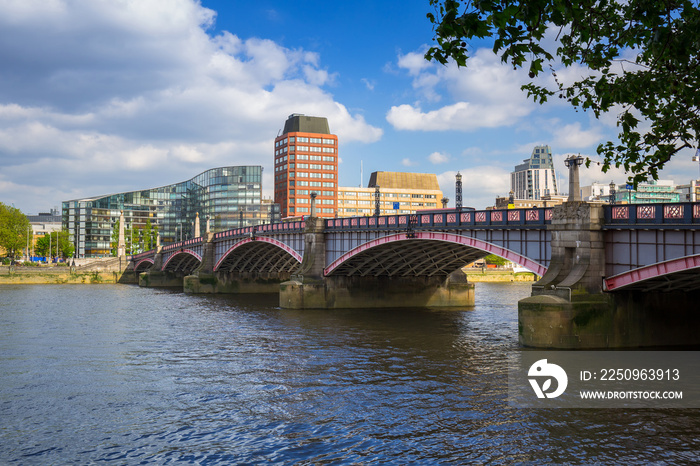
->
[[0, 283, 698, 463]]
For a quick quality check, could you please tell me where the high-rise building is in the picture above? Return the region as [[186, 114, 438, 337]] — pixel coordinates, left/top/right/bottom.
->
[[337, 171, 443, 217], [511, 145, 559, 200], [63, 166, 279, 258], [274, 114, 338, 218]]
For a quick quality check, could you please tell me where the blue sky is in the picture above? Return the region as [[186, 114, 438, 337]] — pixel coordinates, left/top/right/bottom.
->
[[1, 0, 698, 214]]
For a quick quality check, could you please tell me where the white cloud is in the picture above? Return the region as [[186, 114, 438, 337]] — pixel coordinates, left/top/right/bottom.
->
[[401, 158, 418, 167], [0, 0, 382, 213], [388, 48, 535, 131], [428, 151, 449, 164], [438, 166, 511, 209]]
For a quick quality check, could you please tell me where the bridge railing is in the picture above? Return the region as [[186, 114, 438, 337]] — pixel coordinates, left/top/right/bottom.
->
[[324, 208, 553, 231], [604, 202, 700, 228], [213, 221, 306, 241], [162, 237, 204, 252]]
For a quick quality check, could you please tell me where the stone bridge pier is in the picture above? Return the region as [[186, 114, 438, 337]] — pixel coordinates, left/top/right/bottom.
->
[[518, 159, 700, 348], [279, 215, 474, 309]]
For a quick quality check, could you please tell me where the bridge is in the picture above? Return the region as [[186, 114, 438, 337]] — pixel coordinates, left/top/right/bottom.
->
[[129, 200, 700, 349]]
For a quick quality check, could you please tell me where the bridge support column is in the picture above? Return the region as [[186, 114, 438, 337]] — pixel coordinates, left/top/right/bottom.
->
[[139, 246, 183, 288], [280, 270, 474, 309], [518, 201, 700, 348], [185, 271, 292, 294], [519, 201, 613, 348]]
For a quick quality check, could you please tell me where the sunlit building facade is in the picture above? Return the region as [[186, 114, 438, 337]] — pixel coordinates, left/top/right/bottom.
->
[[274, 114, 338, 218], [337, 171, 443, 217], [511, 145, 559, 200], [62, 166, 280, 258]]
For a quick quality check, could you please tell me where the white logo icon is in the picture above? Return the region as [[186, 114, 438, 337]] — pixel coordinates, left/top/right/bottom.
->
[[528, 359, 568, 399]]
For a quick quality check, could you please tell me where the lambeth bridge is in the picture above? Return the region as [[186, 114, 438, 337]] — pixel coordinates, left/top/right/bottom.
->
[[130, 201, 700, 349]]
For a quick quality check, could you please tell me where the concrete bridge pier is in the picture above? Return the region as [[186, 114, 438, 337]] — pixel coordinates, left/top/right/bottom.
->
[[139, 246, 183, 288], [518, 201, 700, 348], [279, 215, 474, 309]]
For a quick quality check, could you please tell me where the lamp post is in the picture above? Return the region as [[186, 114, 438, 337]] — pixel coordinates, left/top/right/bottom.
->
[[455, 172, 463, 211], [564, 154, 585, 201], [441, 197, 449, 209], [609, 181, 616, 205]]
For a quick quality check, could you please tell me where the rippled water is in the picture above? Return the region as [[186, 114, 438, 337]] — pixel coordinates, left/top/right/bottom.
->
[[1, 283, 698, 464]]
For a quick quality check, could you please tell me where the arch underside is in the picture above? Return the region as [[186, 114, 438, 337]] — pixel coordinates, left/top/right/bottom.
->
[[604, 254, 700, 292], [216, 241, 301, 273], [162, 250, 201, 274], [134, 258, 154, 272], [325, 232, 547, 278]]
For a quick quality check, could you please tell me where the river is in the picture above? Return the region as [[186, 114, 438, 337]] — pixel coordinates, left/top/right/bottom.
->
[[1, 283, 698, 464]]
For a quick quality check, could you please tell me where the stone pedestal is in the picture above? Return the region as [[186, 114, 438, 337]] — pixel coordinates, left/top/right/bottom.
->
[[280, 270, 474, 309]]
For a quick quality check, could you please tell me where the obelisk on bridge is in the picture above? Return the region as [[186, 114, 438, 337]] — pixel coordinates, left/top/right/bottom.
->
[[117, 210, 126, 258], [194, 212, 201, 238]]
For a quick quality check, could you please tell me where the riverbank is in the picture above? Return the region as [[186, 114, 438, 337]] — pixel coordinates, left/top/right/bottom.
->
[[463, 268, 538, 282], [0, 266, 138, 285]]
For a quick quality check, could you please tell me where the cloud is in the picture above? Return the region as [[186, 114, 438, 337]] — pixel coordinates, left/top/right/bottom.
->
[[0, 0, 382, 213], [437, 166, 511, 209], [401, 158, 418, 167], [388, 48, 535, 131], [428, 151, 450, 164]]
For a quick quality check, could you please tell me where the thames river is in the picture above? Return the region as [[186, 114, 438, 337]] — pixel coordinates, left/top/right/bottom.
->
[[1, 283, 698, 464]]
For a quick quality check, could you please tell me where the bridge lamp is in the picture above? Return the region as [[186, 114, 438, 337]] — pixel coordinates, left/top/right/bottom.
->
[[564, 154, 585, 202], [609, 181, 616, 205]]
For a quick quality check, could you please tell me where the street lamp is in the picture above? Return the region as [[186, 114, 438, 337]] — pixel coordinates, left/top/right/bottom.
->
[[455, 172, 463, 211], [564, 154, 585, 201], [609, 181, 616, 205]]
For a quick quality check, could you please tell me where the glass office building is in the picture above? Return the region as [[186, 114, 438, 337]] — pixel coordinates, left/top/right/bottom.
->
[[63, 166, 280, 258]]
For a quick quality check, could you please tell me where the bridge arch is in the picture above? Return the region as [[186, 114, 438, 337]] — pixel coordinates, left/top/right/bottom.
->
[[214, 237, 302, 273], [604, 254, 700, 292], [324, 231, 547, 277], [162, 249, 202, 273], [134, 258, 154, 272]]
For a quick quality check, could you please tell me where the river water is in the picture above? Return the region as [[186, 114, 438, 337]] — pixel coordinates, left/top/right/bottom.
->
[[1, 283, 698, 464]]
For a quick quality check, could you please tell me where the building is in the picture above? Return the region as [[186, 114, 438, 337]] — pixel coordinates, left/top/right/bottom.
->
[[581, 182, 614, 202], [493, 195, 567, 210], [677, 180, 700, 202], [63, 166, 279, 258], [26, 209, 63, 258], [274, 114, 338, 218], [337, 171, 443, 217], [608, 180, 680, 204], [511, 145, 559, 200]]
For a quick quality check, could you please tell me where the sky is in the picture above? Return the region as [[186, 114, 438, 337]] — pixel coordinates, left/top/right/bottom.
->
[[1, 0, 699, 215]]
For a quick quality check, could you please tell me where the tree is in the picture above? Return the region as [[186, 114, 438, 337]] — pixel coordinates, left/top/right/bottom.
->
[[484, 254, 509, 266], [0, 202, 30, 259], [35, 230, 74, 260], [426, 0, 700, 184]]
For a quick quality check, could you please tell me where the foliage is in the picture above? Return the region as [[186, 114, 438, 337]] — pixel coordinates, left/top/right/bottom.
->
[[35, 230, 74, 259], [426, 0, 700, 184], [483, 254, 509, 266], [111, 218, 159, 256], [0, 202, 30, 259]]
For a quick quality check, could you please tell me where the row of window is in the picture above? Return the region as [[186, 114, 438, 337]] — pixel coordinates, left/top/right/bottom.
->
[[275, 154, 335, 164], [339, 192, 438, 199], [276, 137, 336, 146], [289, 198, 335, 205], [275, 145, 336, 156], [290, 190, 335, 196], [290, 172, 335, 179]]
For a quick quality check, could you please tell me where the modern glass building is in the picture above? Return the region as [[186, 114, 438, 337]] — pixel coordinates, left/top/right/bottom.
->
[[63, 166, 280, 258], [511, 145, 559, 200]]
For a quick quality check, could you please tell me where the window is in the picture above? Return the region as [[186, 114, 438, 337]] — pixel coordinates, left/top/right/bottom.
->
[[297, 145, 309, 151], [297, 189, 309, 195], [322, 173, 334, 179], [321, 199, 334, 205], [297, 154, 308, 160], [309, 173, 321, 178], [297, 198, 309, 204], [322, 138, 335, 145], [297, 163, 308, 169], [310, 155, 322, 161], [310, 182, 322, 187], [289, 137, 295, 143], [298, 172, 308, 178], [322, 208, 334, 213], [309, 146, 322, 152], [322, 182, 334, 187], [297, 137, 309, 143], [298, 181, 308, 186], [297, 207, 308, 213], [322, 148, 335, 153], [323, 165, 334, 170], [323, 191, 334, 196], [309, 137, 322, 143], [310, 164, 322, 169], [289, 145, 295, 152]]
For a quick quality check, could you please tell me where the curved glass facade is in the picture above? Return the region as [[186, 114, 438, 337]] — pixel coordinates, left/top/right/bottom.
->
[[63, 166, 280, 258]]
